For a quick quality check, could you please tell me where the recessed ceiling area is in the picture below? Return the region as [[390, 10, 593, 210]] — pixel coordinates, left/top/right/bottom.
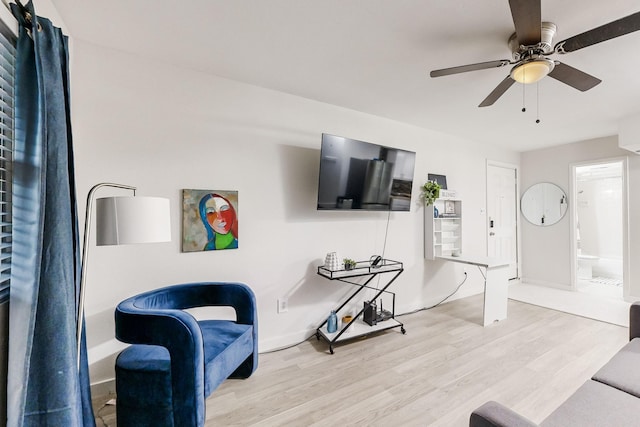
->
[[49, 0, 640, 152]]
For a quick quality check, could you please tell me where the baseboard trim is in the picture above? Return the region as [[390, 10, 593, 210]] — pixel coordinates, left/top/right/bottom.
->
[[259, 329, 315, 353], [520, 278, 571, 290]]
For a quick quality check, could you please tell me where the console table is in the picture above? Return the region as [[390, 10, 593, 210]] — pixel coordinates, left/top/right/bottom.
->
[[316, 259, 406, 354], [437, 255, 509, 326]]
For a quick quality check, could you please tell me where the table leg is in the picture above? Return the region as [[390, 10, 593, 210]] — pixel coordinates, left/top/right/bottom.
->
[[482, 265, 509, 326]]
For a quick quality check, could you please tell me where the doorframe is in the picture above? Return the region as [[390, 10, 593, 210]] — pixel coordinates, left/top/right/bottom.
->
[[486, 160, 520, 279], [569, 157, 630, 300]]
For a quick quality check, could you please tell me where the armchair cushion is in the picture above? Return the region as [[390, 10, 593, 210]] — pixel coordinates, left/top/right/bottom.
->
[[469, 401, 538, 427], [591, 338, 640, 398], [200, 320, 253, 396], [541, 380, 640, 427]]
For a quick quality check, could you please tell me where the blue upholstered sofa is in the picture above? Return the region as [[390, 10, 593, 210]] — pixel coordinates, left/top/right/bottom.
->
[[470, 302, 640, 427], [114, 282, 258, 427]]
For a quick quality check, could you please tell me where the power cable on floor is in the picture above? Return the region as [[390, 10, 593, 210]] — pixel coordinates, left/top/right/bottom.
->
[[261, 272, 468, 353], [395, 271, 468, 317]]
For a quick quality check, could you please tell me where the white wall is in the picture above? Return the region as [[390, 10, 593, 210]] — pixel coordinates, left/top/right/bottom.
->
[[577, 175, 623, 259], [69, 39, 519, 387], [520, 136, 640, 298]]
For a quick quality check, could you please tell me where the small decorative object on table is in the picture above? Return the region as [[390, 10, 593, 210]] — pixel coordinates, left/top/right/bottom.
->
[[324, 252, 342, 270], [421, 180, 441, 206], [343, 258, 357, 270], [444, 200, 455, 214], [370, 255, 382, 267], [327, 310, 338, 333]]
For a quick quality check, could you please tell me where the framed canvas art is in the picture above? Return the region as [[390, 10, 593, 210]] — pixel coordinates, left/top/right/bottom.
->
[[427, 173, 447, 190], [444, 200, 456, 215], [182, 189, 238, 252]]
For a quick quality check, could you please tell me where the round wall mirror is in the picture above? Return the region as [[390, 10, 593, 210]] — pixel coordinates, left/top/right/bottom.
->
[[521, 183, 568, 226]]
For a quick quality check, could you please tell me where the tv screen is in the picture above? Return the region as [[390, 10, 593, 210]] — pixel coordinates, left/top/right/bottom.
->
[[317, 134, 416, 211]]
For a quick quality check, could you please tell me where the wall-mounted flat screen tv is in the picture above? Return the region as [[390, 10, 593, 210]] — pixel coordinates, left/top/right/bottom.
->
[[317, 133, 416, 211]]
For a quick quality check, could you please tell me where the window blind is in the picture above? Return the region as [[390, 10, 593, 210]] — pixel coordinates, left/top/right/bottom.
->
[[0, 18, 15, 295]]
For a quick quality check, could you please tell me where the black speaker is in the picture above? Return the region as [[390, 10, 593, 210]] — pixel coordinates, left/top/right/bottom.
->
[[363, 301, 377, 326]]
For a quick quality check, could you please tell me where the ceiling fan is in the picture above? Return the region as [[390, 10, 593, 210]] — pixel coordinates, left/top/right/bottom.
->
[[430, 0, 640, 107]]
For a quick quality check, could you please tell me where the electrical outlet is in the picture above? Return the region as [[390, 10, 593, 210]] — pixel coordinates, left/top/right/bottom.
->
[[277, 298, 288, 313]]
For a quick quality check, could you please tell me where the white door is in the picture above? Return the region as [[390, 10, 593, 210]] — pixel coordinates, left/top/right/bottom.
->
[[487, 162, 518, 279]]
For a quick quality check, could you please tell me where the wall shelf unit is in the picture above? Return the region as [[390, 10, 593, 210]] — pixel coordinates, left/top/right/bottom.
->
[[424, 198, 462, 260]]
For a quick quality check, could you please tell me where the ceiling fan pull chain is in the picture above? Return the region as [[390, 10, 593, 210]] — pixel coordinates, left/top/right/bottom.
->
[[536, 82, 541, 124], [521, 68, 526, 112]]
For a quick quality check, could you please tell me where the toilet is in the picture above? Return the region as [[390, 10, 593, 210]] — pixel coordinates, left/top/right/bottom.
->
[[577, 254, 599, 279]]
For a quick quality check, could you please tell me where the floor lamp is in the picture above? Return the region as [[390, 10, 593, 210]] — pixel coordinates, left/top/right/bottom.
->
[[77, 182, 171, 368]]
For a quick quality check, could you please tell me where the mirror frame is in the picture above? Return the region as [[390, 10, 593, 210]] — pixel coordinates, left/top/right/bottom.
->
[[521, 182, 568, 226]]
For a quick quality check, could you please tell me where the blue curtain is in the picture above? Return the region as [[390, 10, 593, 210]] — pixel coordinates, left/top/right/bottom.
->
[[7, 1, 94, 426]]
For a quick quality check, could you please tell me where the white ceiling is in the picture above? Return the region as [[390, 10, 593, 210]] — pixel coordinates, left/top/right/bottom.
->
[[49, 0, 640, 152]]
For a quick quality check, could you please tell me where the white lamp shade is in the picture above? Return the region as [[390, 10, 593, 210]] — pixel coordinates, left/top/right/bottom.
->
[[96, 196, 171, 245]]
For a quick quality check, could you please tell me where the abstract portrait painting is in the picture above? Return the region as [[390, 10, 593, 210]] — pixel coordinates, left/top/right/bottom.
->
[[182, 189, 239, 252]]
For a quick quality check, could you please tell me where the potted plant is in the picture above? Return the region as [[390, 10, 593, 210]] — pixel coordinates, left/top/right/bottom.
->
[[343, 258, 357, 270], [421, 180, 441, 206]]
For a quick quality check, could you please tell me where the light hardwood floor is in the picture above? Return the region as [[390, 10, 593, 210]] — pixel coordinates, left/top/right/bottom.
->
[[94, 294, 629, 426]]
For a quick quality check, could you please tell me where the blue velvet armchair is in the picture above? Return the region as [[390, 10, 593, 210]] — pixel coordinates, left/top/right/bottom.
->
[[114, 282, 258, 427]]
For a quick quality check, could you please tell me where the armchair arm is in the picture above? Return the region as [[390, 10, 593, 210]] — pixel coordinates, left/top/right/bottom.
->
[[115, 300, 205, 427], [630, 302, 640, 341], [470, 401, 539, 427]]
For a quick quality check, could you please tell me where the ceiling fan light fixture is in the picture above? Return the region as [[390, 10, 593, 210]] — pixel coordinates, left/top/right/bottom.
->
[[510, 58, 555, 84]]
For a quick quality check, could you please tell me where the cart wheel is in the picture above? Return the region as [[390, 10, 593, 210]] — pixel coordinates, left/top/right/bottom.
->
[[315, 331, 320, 340], [401, 327, 406, 334], [329, 347, 334, 355]]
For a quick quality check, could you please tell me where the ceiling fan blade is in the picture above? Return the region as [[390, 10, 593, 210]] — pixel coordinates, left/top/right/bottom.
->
[[479, 76, 515, 107], [508, 0, 541, 46], [547, 62, 601, 91], [555, 11, 640, 53], [430, 60, 510, 78]]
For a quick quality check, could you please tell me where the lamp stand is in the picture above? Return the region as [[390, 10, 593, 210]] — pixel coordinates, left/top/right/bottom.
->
[[77, 183, 136, 369]]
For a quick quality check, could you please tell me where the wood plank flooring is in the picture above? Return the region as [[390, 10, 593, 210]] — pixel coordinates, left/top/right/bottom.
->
[[93, 294, 628, 426]]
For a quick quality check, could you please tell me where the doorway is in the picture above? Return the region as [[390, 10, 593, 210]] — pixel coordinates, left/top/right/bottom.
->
[[571, 159, 628, 300]]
